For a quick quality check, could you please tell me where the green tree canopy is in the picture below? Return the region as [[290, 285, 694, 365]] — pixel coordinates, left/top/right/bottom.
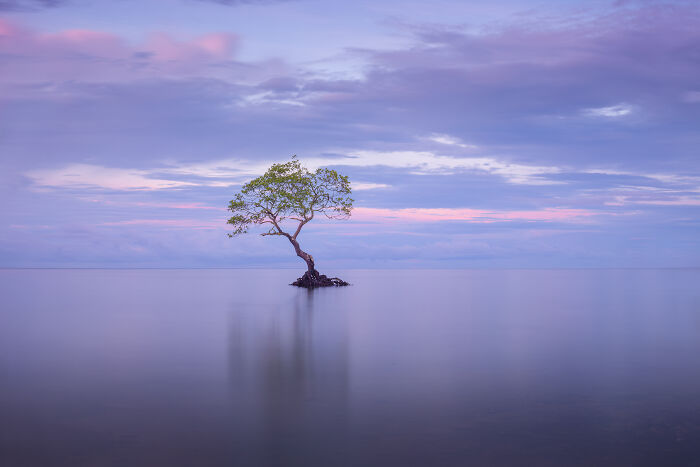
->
[[227, 157, 353, 281]]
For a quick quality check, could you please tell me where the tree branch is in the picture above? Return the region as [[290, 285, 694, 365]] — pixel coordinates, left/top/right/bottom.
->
[[292, 211, 314, 240], [267, 213, 293, 240]]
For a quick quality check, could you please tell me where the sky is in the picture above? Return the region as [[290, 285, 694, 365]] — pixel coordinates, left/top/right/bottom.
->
[[0, 0, 699, 269]]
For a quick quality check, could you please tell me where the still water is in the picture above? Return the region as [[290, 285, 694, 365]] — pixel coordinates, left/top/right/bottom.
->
[[1, 269, 700, 466]]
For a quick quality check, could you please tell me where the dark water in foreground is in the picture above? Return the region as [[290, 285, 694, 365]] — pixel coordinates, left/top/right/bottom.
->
[[1, 269, 700, 466]]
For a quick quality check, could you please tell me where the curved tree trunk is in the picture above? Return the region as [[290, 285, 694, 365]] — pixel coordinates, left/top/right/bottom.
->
[[287, 237, 348, 288], [288, 237, 316, 274]]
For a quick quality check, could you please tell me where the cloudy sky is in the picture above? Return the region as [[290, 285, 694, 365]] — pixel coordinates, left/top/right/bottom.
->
[[1, 0, 699, 268]]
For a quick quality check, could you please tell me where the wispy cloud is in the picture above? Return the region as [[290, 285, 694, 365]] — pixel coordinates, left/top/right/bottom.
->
[[352, 207, 599, 223], [308, 151, 563, 185], [26, 151, 563, 192], [352, 182, 391, 191], [584, 169, 700, 187], [426, 133, 477, 149], [79, 198, 226, 211], [26, 152, 700, 196], [26, 164, 197, 191], [168, 151, 563, 185], [99, 219, 220, 229], [637, 197, 700, 206], [602, 185, 700, 207], [583, 103, 634, 118]]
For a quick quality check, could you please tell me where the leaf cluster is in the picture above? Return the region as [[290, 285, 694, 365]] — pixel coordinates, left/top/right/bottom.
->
[[227, 158, 353, 239]]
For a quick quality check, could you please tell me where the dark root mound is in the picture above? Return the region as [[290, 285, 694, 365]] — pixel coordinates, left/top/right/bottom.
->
[[291, 270, 349, 288]]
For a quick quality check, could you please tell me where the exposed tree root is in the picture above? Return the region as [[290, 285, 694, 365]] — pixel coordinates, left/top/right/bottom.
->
[[291, 269, 349, 288]]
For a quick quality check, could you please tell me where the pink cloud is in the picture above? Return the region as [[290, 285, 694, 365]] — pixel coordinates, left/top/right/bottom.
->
[[43, 29, 124, 52], [352, 207, 598, 223], [0, 18, 18, 36], [145, 32, 237, 62], [196, 34, 235, 56], [0, 19, 240, 83]]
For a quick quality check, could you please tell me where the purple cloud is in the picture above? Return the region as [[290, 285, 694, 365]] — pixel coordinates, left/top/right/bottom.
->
[[0, 19, 247, 84], [0, 0, 65, 11]]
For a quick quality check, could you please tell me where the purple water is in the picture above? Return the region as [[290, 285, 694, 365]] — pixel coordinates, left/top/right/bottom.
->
[[1, 269, 699, 466]]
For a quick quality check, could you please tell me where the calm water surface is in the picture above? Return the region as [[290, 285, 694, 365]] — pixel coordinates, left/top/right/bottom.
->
[[1, 269, 700, 466]]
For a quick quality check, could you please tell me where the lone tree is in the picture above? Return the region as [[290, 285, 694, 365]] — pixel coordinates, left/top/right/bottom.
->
[[227, 157, 353, 288]]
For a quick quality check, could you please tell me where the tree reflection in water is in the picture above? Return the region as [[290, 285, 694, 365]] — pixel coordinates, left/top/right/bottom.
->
[[227, 289, 349, 466]]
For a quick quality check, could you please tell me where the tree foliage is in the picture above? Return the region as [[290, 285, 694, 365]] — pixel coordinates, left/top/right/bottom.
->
[[227, 158, 353, 241]]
